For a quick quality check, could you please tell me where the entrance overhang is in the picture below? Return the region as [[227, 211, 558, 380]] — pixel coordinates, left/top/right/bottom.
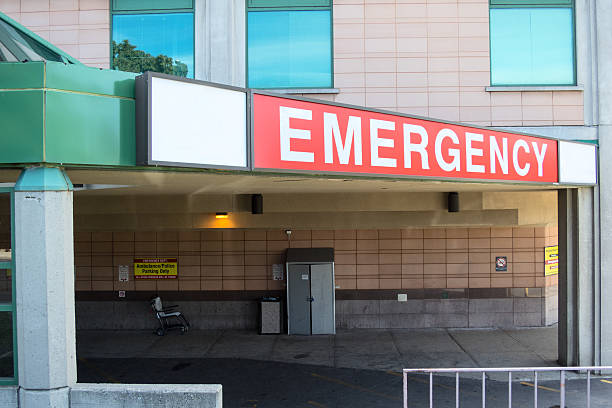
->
[[135, 72, 598, 187]]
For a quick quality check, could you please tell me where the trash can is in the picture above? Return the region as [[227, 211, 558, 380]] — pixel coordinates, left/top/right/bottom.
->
[[259, 297, 281, 334]]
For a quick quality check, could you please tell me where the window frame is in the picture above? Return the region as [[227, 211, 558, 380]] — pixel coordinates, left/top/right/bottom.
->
[[488, 0, 577, 87], [245, 0, 334, 90], [0, 188, 16, 385], [109, 1, 196, 79]]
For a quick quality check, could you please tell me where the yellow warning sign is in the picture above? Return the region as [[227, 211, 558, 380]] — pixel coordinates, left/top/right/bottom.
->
[[134, 258, 177, 279], [544, 246, 558, 276]]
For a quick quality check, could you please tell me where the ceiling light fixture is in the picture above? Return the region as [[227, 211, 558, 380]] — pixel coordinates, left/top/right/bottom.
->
[[215, 212, 229, 219]]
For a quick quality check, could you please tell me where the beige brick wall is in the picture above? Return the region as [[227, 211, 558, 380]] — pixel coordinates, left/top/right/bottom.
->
[[74, 226, 558, 292], [0, 0, 110, 68], [331, 0, 584, 126], [0, 0, 583, 125]]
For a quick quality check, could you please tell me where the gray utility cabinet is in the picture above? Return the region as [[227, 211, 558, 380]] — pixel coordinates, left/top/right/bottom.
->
[[286, 248, 335, 335]]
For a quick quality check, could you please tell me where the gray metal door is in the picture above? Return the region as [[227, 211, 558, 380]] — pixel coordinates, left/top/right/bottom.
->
[[288, 264, 311, 335], [310, 264, 335, 334]]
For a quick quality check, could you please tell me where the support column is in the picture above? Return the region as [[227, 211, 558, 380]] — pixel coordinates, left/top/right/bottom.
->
[[195, 0, 245, 86], [558, 188, 597, 366], [596, 0, 612, 366], [558, 189, 575, 366], [14, 167, 76, 407]]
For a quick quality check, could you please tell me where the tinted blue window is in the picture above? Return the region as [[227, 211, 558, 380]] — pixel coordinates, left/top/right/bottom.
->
[[112, 13, 194, 78], [490, 8, 575, 85], [248, 10, 332, 88]]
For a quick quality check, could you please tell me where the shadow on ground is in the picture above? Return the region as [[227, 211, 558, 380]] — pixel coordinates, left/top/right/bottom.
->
[[77, 357, 612, 408]]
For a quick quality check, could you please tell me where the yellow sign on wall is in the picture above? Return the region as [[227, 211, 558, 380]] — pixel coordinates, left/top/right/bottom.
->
[[134, 258, 178, 279], [545, 246, 559, 276]]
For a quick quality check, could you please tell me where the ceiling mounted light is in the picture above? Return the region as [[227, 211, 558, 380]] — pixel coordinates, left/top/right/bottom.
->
[[215, 212, 229, 219]]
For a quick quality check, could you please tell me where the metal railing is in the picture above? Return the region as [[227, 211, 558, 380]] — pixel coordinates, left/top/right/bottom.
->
[[403, 366, 612, 408]]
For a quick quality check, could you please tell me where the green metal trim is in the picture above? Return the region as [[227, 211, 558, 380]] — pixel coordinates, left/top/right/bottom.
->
[[0, 89, 45, 164], [490, 0, 571, 5], [111, 9, 193, 14], [10, 189, 16, 383], [45, 62, 136, 99], [490, 4, 573, 6], [246, 6, 331, 11], [571, 0, 577, 86], [14, 167, 73, 192], [488, 10, 492, 87], [44, 91, 136, 166], [330, 4, 334, 89], [10, 189, 19, 382], [489, 82, 577, 86], [0, 62, 45, 89], [0, 190, 17, 382], [0, 62, 138, 167], [0, 12, 81, 65], [111, 0, 193, 11], [245, 3, 248, 87], [248, 0, 330, 8]]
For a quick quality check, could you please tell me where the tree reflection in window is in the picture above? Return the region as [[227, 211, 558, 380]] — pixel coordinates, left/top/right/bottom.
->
[[111, 12, 194, 78], [112, 40, 188, 77]]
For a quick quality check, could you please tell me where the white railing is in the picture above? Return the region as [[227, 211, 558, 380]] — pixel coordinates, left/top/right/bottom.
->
[[403, 366, 612, 408]]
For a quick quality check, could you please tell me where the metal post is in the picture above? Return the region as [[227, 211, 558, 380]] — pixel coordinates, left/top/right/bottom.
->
[[508, 371, 512, 408], [560, 370, 566, 408], [482, 372, 486, 408], [456, 372, 459, 408], [403, 371, 407, 408], [534, 371, 538, 408], [430, 372, 433, 408], [587, 370, 591, 408]]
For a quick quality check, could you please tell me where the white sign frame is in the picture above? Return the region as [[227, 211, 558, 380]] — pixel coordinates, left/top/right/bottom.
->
[[558, 140, 597, 185], [136, 72, 250, 170]]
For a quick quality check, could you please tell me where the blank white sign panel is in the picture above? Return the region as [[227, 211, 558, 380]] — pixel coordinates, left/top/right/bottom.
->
[[558, 141, 597, 184], [150, 77, 247, 167]]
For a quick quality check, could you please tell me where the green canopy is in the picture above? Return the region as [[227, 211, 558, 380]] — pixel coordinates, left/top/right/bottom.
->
[[0, 11, 80, 64]]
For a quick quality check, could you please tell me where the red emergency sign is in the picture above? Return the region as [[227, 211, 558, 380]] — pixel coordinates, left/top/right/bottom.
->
[[252, 93, 558, 183]]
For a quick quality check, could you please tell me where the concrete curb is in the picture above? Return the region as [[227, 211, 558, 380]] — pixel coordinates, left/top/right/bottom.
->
[[0, 384, 223, 408]]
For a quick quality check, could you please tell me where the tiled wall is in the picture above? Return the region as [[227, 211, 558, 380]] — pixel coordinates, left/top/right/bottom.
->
[[0, 0, 109, 68], [1, 0, 584, 127], [330, 0, 584, 126], [74, 227, 558, 292]]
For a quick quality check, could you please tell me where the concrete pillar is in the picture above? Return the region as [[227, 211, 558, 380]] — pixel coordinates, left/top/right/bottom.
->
[[558, 188, 597, 366], [195, 0, 245, 87], [558, 189, 575, 366], [576, 188, 597, 366], [14, 167, 76, 407], [596, 0, 612, 366]]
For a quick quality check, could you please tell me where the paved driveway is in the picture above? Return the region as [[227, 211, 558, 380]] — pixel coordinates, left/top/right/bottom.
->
[[75, 327, 612, 407], [77, 327, 558, 378]]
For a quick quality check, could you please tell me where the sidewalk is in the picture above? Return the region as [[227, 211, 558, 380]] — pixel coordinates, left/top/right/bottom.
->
[[77, 326, 559, 380]]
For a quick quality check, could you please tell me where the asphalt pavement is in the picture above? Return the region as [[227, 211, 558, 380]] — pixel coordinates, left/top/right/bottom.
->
[[76, 327, 612, 407], [77, 357, 612, 408]]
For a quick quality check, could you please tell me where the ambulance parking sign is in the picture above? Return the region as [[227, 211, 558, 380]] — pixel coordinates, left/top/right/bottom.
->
[[545, 246, 559, 276]]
